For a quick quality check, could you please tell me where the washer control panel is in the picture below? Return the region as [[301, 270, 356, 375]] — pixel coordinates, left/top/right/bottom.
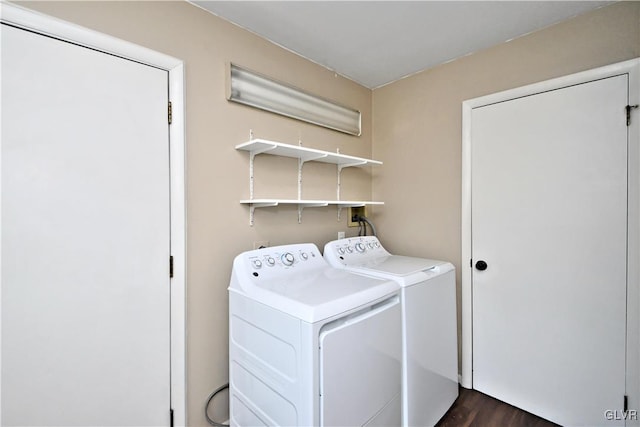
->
[[243, 243, 324, 279], [324, 236, 390, 266]]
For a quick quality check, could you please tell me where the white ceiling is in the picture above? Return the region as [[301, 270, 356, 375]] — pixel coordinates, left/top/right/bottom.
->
[[192, 1, 613, 89]]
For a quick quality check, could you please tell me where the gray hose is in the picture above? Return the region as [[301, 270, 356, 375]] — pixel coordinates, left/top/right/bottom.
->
[[358, 215, 377, 237], [205, 383, 229, 427]]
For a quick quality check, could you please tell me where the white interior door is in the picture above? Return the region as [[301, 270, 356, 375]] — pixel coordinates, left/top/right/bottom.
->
[[471, 75, 628, 426], [2, 24, 171, 426]]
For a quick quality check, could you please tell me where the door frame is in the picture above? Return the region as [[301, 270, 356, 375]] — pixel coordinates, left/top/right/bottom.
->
[[0, 3, 187, 425], [461, 58, 640, 414]]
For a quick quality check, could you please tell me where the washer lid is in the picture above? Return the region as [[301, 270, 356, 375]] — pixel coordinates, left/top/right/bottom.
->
[[260, 268, 397, 322], [230, 245, 398, 323], [356, 255, 445, 277]]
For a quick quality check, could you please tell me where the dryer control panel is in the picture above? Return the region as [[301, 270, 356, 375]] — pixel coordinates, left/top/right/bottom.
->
[[324, 236, 390, 266]]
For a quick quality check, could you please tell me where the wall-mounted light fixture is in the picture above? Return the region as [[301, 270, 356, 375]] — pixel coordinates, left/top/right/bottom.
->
[[226, 63, 361, 136]]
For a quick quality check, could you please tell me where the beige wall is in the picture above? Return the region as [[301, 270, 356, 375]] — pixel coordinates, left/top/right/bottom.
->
[[12, 0, 640, 425], [17, 1, 372, 425], [372, 0, 640, 366]]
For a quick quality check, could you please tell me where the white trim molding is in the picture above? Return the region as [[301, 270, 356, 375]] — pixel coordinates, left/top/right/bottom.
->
[[0, 2, 187, 425], [461, 58, 640, 423]]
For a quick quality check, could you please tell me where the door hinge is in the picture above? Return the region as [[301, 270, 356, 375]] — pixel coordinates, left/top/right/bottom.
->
[[624, 395, 628, 412], [168, 101, 173, 125], [170, 408, 174, 427], [170, 256, 174, 278], [626, 104, 638, 126]]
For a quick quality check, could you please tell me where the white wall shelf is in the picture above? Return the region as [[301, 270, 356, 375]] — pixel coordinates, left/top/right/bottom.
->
[[237, 138, 383, 225], [235, 139, 383, 168]]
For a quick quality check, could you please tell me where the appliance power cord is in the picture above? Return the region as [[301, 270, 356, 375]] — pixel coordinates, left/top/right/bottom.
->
[[205, 383, 229, 427]]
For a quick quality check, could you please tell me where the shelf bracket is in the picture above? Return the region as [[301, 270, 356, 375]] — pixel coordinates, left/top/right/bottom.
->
[[297, 154, 328, 200], [340, 161, 368, 169], [248, 201, 278, 226], [298, 202, 329, 224], [336, 161, 367, 201], [249, 144, 277, 199], [249, 205, 256, 226]]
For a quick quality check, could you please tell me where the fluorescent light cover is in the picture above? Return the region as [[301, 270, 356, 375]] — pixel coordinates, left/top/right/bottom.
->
[[227, 63, 361, 136]]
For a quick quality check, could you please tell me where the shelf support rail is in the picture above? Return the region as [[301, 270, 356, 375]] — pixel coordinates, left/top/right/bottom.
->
[[249, 143, 278, 199], [297, 153, 328, 200], [336, 161, 367, 220], [298, 158, 303, 200]]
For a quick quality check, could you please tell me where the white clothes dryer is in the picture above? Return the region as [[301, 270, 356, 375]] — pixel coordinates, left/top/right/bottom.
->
[[229, 243, 402, 427], [324, 236, 458, 427]]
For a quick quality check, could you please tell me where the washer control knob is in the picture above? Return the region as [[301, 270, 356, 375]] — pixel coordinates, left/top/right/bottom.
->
[[266, 257, 276, 266], [368, 242, 375, 249], [346, 246, 354, 253], [281, 252, 295, 266], [338, 248, 345, 255], [355, 242, 366, 253], [252, 259, 263, 269], [300, 252, 308, 260]]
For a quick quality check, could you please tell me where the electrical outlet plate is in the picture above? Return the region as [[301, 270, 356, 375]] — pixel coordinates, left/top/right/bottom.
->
[[347, 206, 366, 227]]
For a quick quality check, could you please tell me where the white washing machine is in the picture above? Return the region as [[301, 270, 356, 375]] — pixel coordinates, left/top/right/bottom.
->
[[229, 243, 402, 427], [324, 236, 458, 427]]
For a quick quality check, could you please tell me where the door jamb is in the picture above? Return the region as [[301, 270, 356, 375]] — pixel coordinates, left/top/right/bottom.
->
[[461, 59, 640, 416], [0, 3, 187, 425]]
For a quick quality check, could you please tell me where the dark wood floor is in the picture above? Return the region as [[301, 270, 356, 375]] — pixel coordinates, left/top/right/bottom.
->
[[435, 387, 560, 427]]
